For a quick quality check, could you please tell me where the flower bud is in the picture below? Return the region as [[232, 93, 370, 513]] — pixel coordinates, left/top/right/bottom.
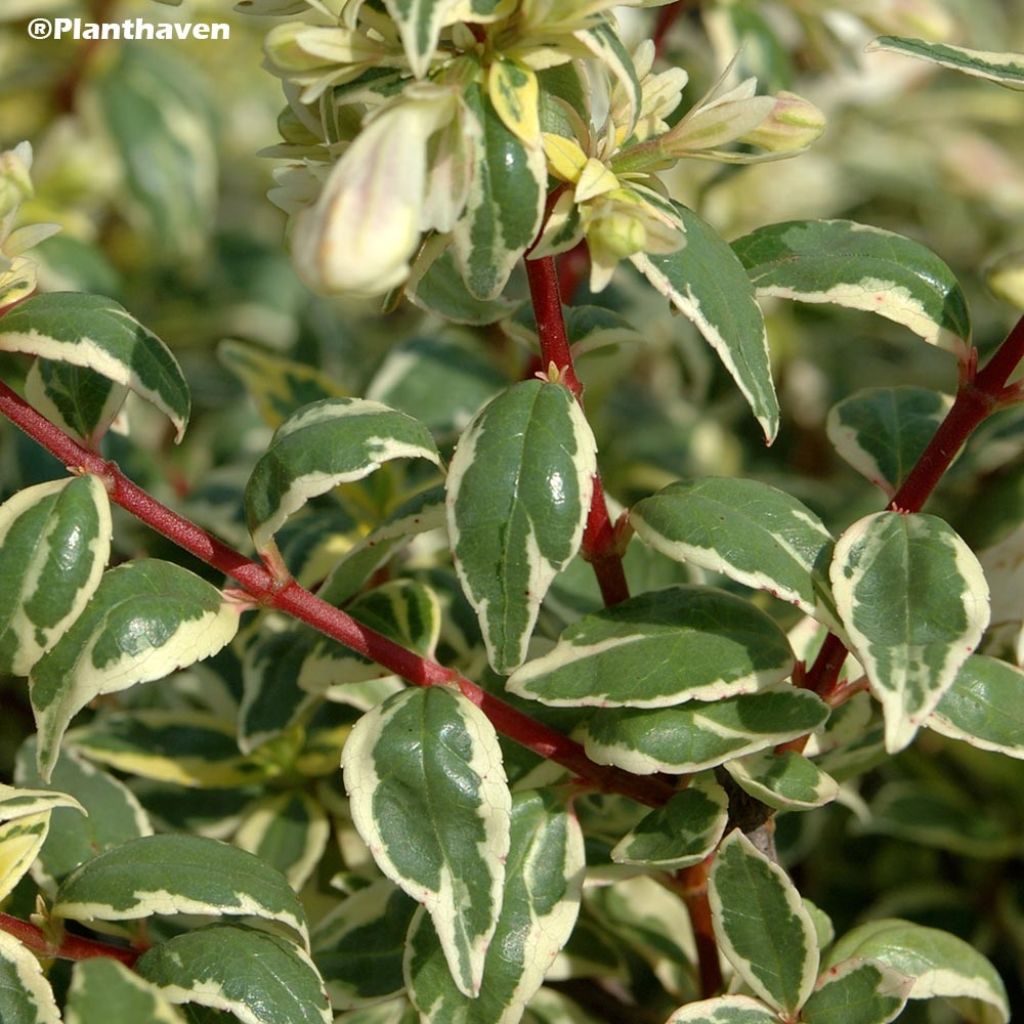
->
[[740, 92, 826, 154], [0, 143, 34, 221]]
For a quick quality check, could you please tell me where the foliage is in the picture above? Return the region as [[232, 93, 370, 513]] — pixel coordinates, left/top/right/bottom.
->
[[0, 0, 1023, 1023]]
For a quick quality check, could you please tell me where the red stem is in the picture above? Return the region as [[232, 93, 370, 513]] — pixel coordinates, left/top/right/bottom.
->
[[0, 378, 674, 809], [0, 913, 138, 967]]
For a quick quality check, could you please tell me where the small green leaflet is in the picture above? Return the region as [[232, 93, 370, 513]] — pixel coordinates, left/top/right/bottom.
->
[[25, 360, 128, 447], [724, 750, 839, 811], [382, 0, 456, 77], [0, 476, 111, 677], [581, 686, 830, 775], [732, 219, 971, 353], [53, 833, 309, 946], [826, 919, 1009, 1024], [507, 585, 793, 707], [15, 741, 152, 883], [313, 879, 418, 1009], [235, 790, 330, 891], [611, 775, 728, 869], [136, 925, 331, 1024], [66, 959, 186, 1024], [0, 293, 191, 441], [0, 930, 61, 1024], [830, 512, 989, 753], [447, 380, 596, 674], [454, 84, 546, 302], [709, 830, 819, 1014], [632, 205, 778, 443], [827, 387, 953, 496], [244, 397, 443, 554], [802, 958, 910, 1024], [30, 559, 241, 780], [405, 789, 585, 1024], [665, 996, 778, 1024], [928, 654, 1024, 758], [868, 36, 1024, 91], [630, 478, 833, 617], [342, 687, 512, 997]]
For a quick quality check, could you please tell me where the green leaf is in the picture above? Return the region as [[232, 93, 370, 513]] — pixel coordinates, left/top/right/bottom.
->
[[454, 84, 546, 301], [30, 560, 241, 780], [54, 833, 309, 946], [405, 789, 585, 1023], [66, 958, 186, 1024], [827, 387, 953, 496], [867, 36, 1024, 90], [69, 710, 271, 788], [136, 925, 331, 1024], [25, 360, 128, 446], [0, 931, 61, 1024], [447, 380, 596, 674], [95, 44, 218, 258], [406, 244, 522, 326], [826, 919, 1009, 1024], [610, 775, 728, 869], [15, 741, 152, 883], [508, 585, 794, 707], [724, 750, 839, 811], [0, 293, 190, 440], [313, 879, 418, 1009], [732, 219, 971, 352], [244, 397, 443, 553], [234, 790, 330, 891], [633, 205, 778, 443], [0, 475, 110, 676], [341, 687, 512, 997], [630, 478, 833, 617], [801, 958, 910, 1024], [831, 512, 990, 752], [927, 654, 1024, 758], [581, 686, 830, 774], [709, 830, 819, 1013], [665, 996, 779, 1024]]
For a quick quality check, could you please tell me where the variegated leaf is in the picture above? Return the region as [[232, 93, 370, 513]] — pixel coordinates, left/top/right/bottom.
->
[[313, 879, 418, 1009], [581, 687, 830, 775], [665, 996, 778, 1024], [826, 920, 1008, 1024], [136, 925, 331, 1024], [15, 741, 151, 883], [453, 84, 546, 301], [827, 387, 952, 496], [633, 205, 778, 443], [507, 585, 793, 707], [732, 220, 971, 353], [30, 560, 242, 780], [54, 834, 308, 947], [709, 830, 819, 1014], [447, 380, 596, 674], [218, 339, 345, 429], [341, 687, 512, 997], [0, 476, 111, 676], [0, 783, 85, 820], [573, 24, 641, 135], [630, 479, 833, 617], [927, 654, 1024, 758], [802, 958, 910, 1024], [611, 775, 728, 869], [0, 930, 61, 1024], [25, 360, 128, 447], [244, 398, 443, 553], [382, 0, 456, 77], [830, 512, 989, 753], [723, 750, 839, 811], [488, 59, 541, 147], [406, 244, 522, 326], [405, 789, 585, 1023], [335, 998, 419, 1024], [66, 958, 186, 1024], [234, 790, 330, 891], [868, 36, 1024, 90], [69, 710, 271, 788], [0, 293, 191, 440]]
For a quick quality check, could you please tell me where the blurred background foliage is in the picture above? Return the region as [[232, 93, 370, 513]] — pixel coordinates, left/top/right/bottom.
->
[[1, 0, 1023, 1018]]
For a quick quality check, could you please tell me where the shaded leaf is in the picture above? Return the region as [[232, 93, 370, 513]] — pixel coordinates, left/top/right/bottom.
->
[[66, 958, 185, 1024]]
